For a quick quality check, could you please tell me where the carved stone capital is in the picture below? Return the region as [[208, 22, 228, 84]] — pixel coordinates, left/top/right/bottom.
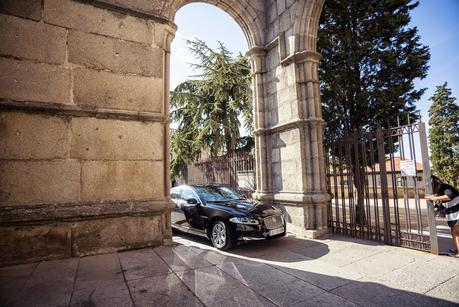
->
[[281, 50, 322, 66]]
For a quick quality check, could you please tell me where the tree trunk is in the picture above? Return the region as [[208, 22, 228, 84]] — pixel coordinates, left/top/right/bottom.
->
[[351, 147, 367, 226]]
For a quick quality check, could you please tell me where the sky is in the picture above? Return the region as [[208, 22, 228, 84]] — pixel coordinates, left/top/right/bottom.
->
[[170, 1, 459, 129]]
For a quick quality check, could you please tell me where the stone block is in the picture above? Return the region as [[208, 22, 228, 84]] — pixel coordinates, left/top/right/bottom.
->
[[0, 224, 71, 266], [0, 14, 66, 64], [151, 22, 174, 50], [118, 248, 171, 281], [80, 161, 164, 201], [277, 0, 286, 14], [282, 205, 305, 228], [44, 0, 150, 44], [0, 0, 42, 21], [68, 30, 163, 77], [0, 160, 80, 205], [0, 112, 69, 160], [96, 0, 164, 16], [0, 58, 71, 104], [73, 68, 163, 112], [71, 216, 163, 256], [279, 129, 300, 145], [13, 258, 78, 306], [70, 117, 163, 160], [279, 11, 291, 32]]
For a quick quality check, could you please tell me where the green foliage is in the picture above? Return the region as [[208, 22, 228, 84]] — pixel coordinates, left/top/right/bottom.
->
[[170, 39, 253, 178], [318, 0, 430, 224], [428, 82, 459, 185], [318, 0, 430, 140]]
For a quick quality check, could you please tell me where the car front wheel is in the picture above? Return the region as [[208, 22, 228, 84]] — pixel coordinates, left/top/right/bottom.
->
[[210, 221, 235, 250]]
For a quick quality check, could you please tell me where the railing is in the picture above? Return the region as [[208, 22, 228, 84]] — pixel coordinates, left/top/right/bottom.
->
[[325, 121, 438, 253], [194, 151, 255, 198]]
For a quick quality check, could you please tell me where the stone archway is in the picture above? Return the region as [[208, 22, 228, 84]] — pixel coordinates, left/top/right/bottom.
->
[[166, 0, 329, 237], [0, 0, 326, 266]]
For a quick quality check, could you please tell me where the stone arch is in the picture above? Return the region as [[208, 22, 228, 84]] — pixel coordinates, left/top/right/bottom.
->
[[163, 0, 265, 48], [292, 0, 325, 52], [0, 0, 332, 265]]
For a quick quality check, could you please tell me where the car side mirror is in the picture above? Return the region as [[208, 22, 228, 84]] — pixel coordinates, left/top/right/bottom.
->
[[187, 198, 200, 205]]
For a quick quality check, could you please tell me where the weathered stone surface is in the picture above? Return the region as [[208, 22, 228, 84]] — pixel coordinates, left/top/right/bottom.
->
[[73, 68, 163, 112], [0, 160, 80, 205], [118, 248, 171, 281], [71, 216, 163, 255], [177, 266, 272, 306], [68, 30, 163, 77], [80, 161, 163, 201], [0, 112, 69, 160], [0, 0, 42, 21], [128, 272, 203, 307], [44, 0, 150, 44], [0, 224, 71, 266], [96, 0, 164, 16], [70, 117, 163, 161], [13, 258, 78, 306], [0, 262, 37, 305], [0, 57, 71, 104], [0, 14, 67, 64], [151, 22, 174, 50], [154, 245, 213, 272], [70, 253, 133, 307]]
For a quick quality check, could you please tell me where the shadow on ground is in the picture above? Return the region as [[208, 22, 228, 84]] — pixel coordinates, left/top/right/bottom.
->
[[172, 228, 330, 262], [1, 232, 457, 306]]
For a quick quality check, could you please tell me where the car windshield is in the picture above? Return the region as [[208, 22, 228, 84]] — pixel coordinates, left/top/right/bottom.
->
[[193, 186, 244, 202]]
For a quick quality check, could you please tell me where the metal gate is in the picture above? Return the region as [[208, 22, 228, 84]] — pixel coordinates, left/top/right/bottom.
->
[[325, 120, 438, 253], [194, 151, 255, 197]]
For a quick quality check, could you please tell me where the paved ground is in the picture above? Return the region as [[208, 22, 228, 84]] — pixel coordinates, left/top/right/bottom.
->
[[1, 232, 458, 307]]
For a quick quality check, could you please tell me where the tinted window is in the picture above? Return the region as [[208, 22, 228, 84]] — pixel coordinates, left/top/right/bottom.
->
[[193, 186, 243, 202], [171, 187, 181, 199], [181, 187, 198, 201]]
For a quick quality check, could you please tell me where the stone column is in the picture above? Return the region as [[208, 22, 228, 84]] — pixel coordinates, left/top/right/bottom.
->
[[246, 46, 273, 201], [154, 21, 177, 245], [259, 41, 330, 238], [293, 50, 329, 237]]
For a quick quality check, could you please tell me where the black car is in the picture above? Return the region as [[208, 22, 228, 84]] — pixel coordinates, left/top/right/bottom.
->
[[171, 185, 286, 250]]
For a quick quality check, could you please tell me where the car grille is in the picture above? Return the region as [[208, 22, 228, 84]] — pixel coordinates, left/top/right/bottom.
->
[[264, 215, 283, 229]]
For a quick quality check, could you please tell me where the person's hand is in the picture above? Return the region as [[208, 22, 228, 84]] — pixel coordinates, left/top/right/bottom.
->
[[425, 194, 435, 200]]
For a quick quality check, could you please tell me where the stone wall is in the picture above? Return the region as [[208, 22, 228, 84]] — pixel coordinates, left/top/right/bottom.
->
[[0, 0, 329, 266], [0, 0, 174, 266]]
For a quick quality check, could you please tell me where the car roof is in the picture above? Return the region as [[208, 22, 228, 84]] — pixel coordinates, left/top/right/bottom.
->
[[173, 184, 228, 188]]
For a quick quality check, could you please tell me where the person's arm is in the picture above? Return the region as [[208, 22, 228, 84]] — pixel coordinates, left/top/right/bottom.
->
[[425, 194, 451, 202]]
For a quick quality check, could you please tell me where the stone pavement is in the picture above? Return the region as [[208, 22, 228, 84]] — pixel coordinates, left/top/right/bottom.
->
[[1, 233, 458, 307]]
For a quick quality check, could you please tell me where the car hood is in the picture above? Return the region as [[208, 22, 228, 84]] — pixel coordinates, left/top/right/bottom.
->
[[206, 199, 282, 217]]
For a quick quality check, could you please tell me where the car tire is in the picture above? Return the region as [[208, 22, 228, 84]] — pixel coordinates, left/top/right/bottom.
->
[[210, 221, 235, 250]]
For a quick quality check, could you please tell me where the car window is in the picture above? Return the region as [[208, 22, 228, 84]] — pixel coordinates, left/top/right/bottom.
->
[[171, 187, 181, 200], [181, 187, 198, 201], [193, 186, 243, 202]]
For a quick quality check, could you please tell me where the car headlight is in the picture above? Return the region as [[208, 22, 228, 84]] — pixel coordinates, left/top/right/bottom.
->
[[229, 216, 260, 225]]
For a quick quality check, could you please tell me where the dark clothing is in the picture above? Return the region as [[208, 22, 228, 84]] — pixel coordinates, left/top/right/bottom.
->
[[436, 183, 459, 228], [436, 183, 459, 200]]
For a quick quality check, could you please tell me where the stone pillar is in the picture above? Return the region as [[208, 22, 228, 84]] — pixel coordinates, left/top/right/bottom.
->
[[291, 50, 329, 238], [262, 48, 329, 239], [246, 46, 273, 201], [0, 0, 175, 266]]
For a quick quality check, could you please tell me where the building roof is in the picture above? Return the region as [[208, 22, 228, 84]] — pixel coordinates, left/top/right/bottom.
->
[[367, 157, 423, 172]]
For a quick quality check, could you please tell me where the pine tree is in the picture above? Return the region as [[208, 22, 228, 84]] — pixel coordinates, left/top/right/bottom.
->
[[318, 0, 430, 224], [428, 82, 459, 185], [170, 39, 252, 178]]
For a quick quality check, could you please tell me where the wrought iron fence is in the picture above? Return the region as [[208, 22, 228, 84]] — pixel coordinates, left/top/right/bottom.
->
[[325, 121, 438, 253], [194, 151, 255, 197]]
